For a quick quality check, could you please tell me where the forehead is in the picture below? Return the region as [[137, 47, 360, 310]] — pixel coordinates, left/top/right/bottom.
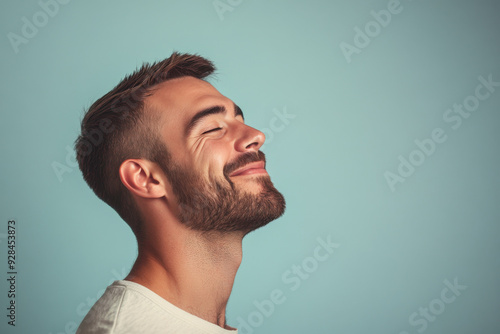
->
[[145, 76, 230, 124]]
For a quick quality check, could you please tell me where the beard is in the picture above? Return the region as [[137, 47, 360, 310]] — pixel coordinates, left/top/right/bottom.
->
[[160, 150, 286, 235]]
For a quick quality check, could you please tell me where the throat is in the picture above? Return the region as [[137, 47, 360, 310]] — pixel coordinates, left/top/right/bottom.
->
[[126, 230, 244, 327]]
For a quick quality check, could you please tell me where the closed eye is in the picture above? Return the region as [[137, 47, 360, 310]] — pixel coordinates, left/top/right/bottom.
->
[[202, 127, 222, 134]]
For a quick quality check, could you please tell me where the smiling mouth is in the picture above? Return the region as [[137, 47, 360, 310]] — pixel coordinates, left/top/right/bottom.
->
[[230, 161, 267, 177]]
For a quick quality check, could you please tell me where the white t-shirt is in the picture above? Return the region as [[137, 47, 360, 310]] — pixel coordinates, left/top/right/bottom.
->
[[76, 280, 238, 334]]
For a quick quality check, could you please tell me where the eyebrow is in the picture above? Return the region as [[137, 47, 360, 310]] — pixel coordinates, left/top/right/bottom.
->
[[184, 102, 244, 137]]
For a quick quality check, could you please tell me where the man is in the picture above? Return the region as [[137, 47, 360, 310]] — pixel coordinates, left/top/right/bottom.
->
[[74, 52, 286, 333]]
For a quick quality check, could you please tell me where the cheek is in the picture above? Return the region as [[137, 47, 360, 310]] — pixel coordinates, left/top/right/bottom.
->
[[202, 142, 231, 178]]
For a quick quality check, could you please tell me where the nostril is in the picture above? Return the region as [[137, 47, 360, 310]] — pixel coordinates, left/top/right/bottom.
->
[[245, 141, 259, 150]]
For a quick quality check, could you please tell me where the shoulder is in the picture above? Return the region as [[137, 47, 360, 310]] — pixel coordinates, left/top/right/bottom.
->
[[75, 281, 128, 334]]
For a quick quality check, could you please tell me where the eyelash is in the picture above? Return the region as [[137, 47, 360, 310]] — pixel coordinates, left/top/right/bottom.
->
[[202, 127, 223, 135]]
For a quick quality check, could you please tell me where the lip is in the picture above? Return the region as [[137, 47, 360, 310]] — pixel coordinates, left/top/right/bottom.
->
[[230, 161, 267, 177]]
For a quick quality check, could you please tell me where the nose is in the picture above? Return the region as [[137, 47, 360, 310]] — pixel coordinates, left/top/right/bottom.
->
[[233, 123, 266, 153]]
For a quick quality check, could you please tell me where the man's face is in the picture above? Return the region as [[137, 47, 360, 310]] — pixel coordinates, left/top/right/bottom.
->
[[146, 76, 285, 234]]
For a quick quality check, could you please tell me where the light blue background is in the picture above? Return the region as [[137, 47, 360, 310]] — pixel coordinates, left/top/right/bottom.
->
[[1, 0, 499, 333]]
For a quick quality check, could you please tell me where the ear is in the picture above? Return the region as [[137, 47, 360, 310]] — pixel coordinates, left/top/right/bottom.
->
[[119, 159, 166, 199]]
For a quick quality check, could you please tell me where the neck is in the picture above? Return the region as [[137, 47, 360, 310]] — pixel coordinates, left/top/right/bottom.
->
[[125, 222, 244, 329]]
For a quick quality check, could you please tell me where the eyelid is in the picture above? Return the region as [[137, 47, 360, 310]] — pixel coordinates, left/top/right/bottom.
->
[[202, 127, 223, 135], [199, 113, 242, 135]]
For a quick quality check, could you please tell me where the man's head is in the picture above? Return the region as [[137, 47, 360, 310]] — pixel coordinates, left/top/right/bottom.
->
[[75, 52, 285, 238]]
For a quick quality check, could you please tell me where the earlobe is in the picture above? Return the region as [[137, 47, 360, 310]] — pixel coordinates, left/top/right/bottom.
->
[[119, 159, 166, 199]]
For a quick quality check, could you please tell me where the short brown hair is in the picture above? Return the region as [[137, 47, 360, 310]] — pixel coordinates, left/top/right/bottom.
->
[[75, 52, 215, 236]]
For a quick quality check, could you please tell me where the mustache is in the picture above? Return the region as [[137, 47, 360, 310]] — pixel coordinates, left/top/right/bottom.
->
[[223, 151, 266, 178]]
